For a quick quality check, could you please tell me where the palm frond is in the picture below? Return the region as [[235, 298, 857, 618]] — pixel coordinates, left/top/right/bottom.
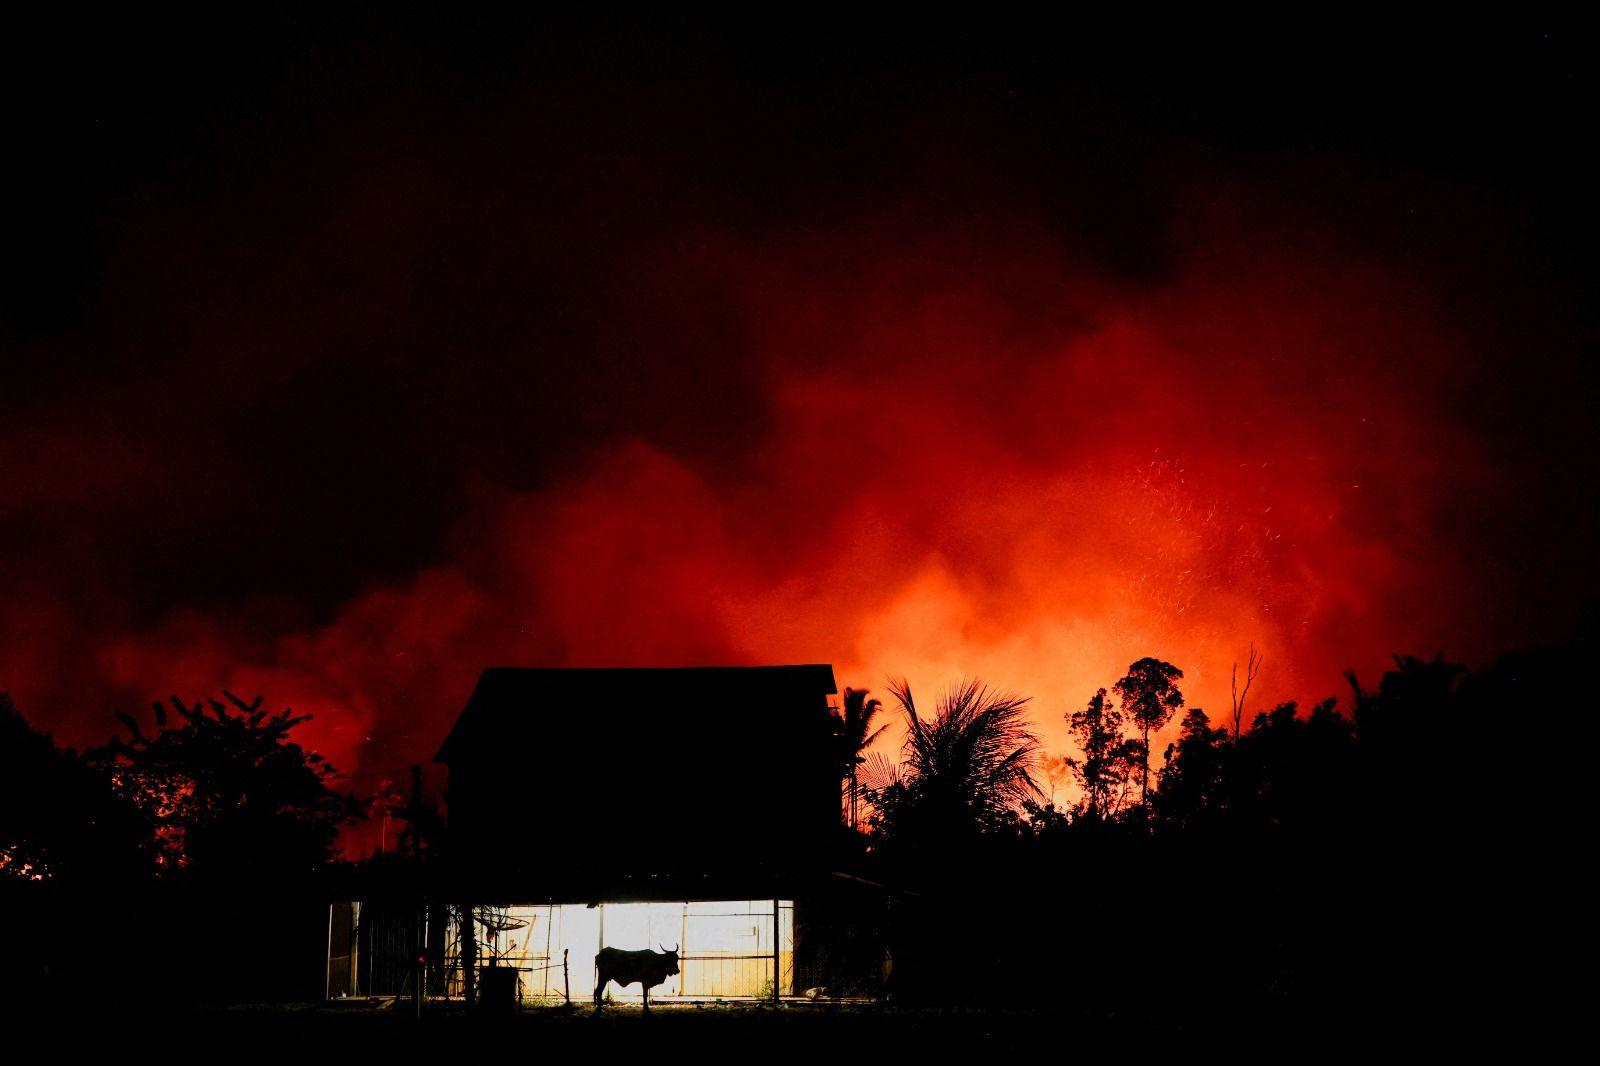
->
[[889, 677, 1042, 820], [859, 750, 904, 792]]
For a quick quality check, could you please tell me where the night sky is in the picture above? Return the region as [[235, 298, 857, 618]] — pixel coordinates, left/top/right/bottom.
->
[[3, 9, 1596, 797]]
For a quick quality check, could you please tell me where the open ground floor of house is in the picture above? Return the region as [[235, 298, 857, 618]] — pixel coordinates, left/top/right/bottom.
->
[[328, 897, 876, 1004]]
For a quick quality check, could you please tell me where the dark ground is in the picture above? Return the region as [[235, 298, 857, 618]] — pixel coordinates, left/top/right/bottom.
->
[[22, 998, 1465, 1059]]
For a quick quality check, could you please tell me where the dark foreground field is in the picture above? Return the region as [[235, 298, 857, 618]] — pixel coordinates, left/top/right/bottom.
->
[[21, 998, 1450, 1059]]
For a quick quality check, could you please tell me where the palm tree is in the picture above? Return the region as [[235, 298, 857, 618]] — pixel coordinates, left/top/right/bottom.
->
[[837, 687, 889, 831], [881, 678, 1042, 832]]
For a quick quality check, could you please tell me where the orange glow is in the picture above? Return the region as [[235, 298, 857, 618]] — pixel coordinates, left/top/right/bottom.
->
[[17, 221, 1552, 832]]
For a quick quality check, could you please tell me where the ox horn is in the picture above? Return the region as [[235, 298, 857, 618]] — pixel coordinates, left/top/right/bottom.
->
[[661, 943, 679, 953]]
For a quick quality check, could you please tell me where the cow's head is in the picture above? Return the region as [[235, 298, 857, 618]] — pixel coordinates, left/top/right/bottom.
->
[[659, 944, 681, 976]]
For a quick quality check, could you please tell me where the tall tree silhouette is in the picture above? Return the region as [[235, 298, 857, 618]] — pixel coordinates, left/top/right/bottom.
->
[[1151, 707, 1232, 830], [836, 687, 888, 832], [1064, 688, 1142, 821], [1114, 658, 1185, 806], [1347, 653, 1466, 823]]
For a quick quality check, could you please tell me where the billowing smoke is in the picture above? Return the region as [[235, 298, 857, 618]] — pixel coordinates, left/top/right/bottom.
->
[[2, 18, 1594, 835]]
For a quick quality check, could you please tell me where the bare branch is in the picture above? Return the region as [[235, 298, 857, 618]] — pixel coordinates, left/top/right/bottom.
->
[[1230, 642, 1262, 737]]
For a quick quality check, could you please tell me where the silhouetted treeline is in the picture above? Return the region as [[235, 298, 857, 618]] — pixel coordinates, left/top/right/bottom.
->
[[0, 692, 363, 1006], [2, 643, 1578, 1025], [857, 647, 1579, 1027]]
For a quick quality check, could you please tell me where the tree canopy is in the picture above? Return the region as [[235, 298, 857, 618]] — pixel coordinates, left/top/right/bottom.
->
[[92, 692, 364, 883], [1114, 657, 1185, 805]]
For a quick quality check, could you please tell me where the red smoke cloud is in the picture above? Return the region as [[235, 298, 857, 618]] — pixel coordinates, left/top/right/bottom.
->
[[7, 201, 1552, 832]]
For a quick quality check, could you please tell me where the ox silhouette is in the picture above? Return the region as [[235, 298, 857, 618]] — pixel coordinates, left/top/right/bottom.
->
[[594, 945, 680, 1011]]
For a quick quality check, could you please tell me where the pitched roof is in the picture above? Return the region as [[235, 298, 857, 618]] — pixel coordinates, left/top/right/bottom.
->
[[434, 664, 838, 763]]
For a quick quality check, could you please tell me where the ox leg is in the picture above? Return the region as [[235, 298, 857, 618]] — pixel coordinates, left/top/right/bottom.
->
[[642, 984, 649, 1014], [594, 974, 604, 1008]]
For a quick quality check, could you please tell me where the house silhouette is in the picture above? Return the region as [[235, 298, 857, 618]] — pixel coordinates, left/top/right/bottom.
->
[[328, 664, 887, 1003]]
